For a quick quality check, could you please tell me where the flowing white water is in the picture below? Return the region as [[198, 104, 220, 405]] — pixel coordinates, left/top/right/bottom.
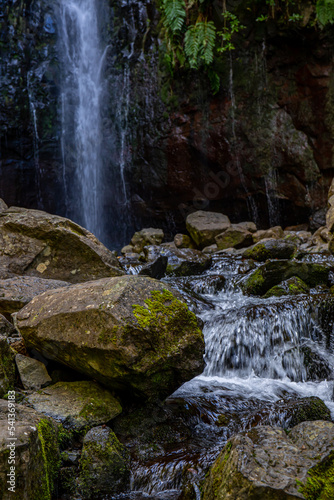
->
[[57, 0, 107, 240]]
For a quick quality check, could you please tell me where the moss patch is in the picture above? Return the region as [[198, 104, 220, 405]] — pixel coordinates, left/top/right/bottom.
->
[[298, 451, 334, 499]]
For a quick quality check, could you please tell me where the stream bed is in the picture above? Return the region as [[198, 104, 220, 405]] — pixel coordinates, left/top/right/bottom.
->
[[112, 254, 334, 499]]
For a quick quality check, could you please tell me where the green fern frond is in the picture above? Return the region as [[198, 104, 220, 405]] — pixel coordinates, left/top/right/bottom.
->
[[162, 0, 186, 32], [316, 0, 334, 27], [184, 20, 216, 68]]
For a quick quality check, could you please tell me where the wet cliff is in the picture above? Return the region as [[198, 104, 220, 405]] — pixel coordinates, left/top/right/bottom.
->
[[1, 0, 334, 246]]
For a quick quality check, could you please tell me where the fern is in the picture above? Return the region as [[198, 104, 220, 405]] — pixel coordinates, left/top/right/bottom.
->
[[316, 0, 334, 27], [184, 20, 216, 69], [162, 0, 186, 32]]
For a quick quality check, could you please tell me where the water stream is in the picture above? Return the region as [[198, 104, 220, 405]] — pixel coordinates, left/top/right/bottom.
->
[[121, 255, 334, 499]]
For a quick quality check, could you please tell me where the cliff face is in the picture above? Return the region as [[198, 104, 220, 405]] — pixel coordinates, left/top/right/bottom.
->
[[1, 0, 334, 244]]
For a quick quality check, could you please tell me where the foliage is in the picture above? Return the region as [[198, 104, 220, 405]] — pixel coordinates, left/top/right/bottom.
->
[[158, 0, 334, 93]]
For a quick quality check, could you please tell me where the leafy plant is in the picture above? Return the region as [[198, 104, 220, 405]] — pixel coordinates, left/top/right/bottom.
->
[[316, 0, 334, 27]]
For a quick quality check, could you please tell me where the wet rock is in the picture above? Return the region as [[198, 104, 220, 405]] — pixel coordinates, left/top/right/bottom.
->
[[202, 244, 219, 254], [0, 400, 60, 500], [138, 256, 168, 279], [145, 245, 212, 277], [174, 233, 196, 249], [17, 276, 204, 400], [183, 275, 226, 295], [0, 276, 70, 316], [0, 336, 15, 397], [281, 396, 331, 428], [236, 221, 257, 233], [215, 226, 253, 250], [15, 354, 52, 391], [121, 244, 135, 255], [241, 260, 330, 296], [310, 208, 327, 232], [0, 199, 7, 212], [253, 226, 284, 242], [186, 211, 231, 249], [0, 315, 16, 337], [263, 276, 309, 298], [79, 426, 130, 497], [301, 342, 334, 381], [0, 207, 124, 283], [243, 239, 297, 261], [27, 381, 122, 431], [131, 228, 164, 253], [203, 421, 334, 500]]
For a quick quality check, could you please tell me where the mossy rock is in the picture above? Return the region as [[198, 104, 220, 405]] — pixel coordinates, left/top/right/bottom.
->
[[0, 335, 15, 397], [241, 260, 330, 296], [215, 226, 253, 250], [27, 381, 122, 431], [79, 426, 130, 498], [17, 276, 204, 400], [203, 421, 334, 499], [0, 400, 60, 500], [243, 239, 297, 261], [263, 276, 309, 298], [186, 211, 231, 248]]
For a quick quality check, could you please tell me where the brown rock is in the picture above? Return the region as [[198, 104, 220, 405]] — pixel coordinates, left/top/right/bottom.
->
[[186, 211, 231, 248], [253, 226, 284, 242], [215, 225, 253, 250]]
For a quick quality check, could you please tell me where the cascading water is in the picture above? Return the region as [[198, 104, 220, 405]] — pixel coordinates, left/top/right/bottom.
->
[[125, 255, 334, 499], [56, 0, 107, 242]]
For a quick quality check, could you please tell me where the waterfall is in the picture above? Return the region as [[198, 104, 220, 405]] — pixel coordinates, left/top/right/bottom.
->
[[56, 0, 107, 242]]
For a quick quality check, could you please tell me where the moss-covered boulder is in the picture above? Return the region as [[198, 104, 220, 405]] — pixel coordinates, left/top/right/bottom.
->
[[243, 239, 297, 261], [0, 336, 15, 397], [241, 260, 330, 296], [0, 400, 60, 500], [0, 207, 123, 283], [186, 211, 231, 248], [215, 225, 253, 250], [0, 276, 70, 316], [79, 426, 130, 497], [27, 381, 122, 431], [16, 276, 205, 400], [145, 245, 212, 276], [174, 233, 196, 249], [203, 421, 334, 500], [263, 276, 309, 298]]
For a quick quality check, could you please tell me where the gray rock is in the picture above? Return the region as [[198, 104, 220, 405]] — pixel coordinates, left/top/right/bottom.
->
[[174, 233, 196, 249], [27, 381, 122, 430], [15, 354, 52, 390], [203, 421, 334, 500], [138, 256, 168, 279], [243, 239, 297, 261], [0, 207, 123, 283], [17, 276, 204, 400], [235, 221, 257, 233], [0, 314, 16, 337], [79, 426, 130, 497], [131, 228, 164, 252], [0, 276, 70, 316], [215, 225, 253, 250], [0, 199, 7, 212], [145, 245, 212, 276], [253, 226, 284, 242], [186, 210, 231, 248], [0, 399, 60, 500], [202, 244, 218, 254]]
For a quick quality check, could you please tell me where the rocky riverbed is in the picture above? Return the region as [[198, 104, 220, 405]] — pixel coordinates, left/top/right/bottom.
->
[[0, 198, 334, 499]]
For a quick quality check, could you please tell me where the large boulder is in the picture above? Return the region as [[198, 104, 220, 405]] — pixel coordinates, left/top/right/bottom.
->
[[27, 381, 122, 431], [241, 260, 330, 296], [243, 239, 297, 261], [186, 211, 231, 248], [263, 276, 309, 298], [203, 421, 334, 500], [79, 426, 130, 497], [16, 276, 205, 400], [253, 226, 284, 242], [0, 400, 60, 500], [0, 207, 123, 283], [0, 276, 70, 316]]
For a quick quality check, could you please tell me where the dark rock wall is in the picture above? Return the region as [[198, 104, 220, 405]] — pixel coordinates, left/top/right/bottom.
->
[[1, 0, 334, 245]]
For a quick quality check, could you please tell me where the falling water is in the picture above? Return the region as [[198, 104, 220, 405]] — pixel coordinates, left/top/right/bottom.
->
[[56, 0, 107, 241], [27, 71, 42, 208]]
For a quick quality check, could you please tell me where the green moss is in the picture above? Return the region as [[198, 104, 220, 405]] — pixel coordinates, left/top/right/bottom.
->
[[37, 419, 61, 500], [241, 269, 265, 295], [97, 325, 119, 344], [298, 451, 334, 499], [210, 441, 233, 497]]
